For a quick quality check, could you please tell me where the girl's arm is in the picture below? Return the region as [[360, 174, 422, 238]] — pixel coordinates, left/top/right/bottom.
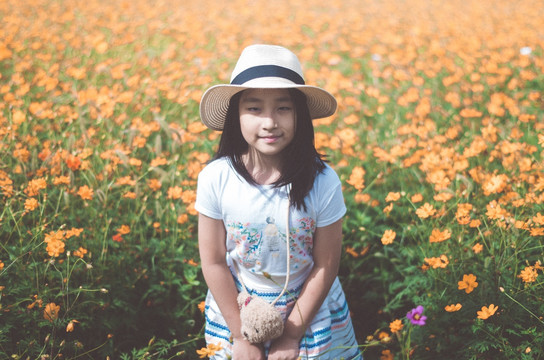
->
[[198, 213, 265, 360], [268, 218, 343, 360]]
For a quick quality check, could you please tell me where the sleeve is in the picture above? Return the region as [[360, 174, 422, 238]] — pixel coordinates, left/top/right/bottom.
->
[[195, 162, 223, 220], [315, 166, 347, 228]]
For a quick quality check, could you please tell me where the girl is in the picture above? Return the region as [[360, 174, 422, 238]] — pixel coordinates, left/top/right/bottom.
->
[[196, 44, 361, 360]]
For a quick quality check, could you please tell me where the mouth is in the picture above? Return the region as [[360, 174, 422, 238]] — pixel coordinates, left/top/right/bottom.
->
[[260, 135, 281, 143]]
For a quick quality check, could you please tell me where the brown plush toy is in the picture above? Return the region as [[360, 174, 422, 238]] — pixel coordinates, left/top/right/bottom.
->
[[237, 290, 284, 344]]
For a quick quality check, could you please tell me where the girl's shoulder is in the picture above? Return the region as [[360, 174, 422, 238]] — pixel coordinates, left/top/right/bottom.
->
[[314, 163, 342, 188], [198, 157, 232, 178]]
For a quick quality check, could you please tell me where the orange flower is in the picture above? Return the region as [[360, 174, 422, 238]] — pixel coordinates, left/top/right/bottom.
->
[[150, 157, 168, 167], [196, 343, 222, 358], [424, 255, 449, 269], [458, 274, 478, 293], [198, 301, 206, 313], [345, 246, 359, 257], [44, 302, 60, 322], [380, 349, 394, 360], [116, 176, 136, 186], [477, 304, 498, 320], [385, 192, 401, 202], [77, 185, 94, 200], [65, 155, 82, 171], [518, 266, 538, 283], [469, 219, 482, 228], [123, 191, 136, 199], [532, 213, 544, 226], [167, 186, 184, 200], [416, 203, 437, 219], [66, 319, 79, 332], [73, 247, 88, 258], [383, 203, 393, 214], [460, 108, 482, 118], [346, 166, 366, 191], [381, 229, 396, 245], [444, 303, 462, 312], [44, 231, 65, 257], [389, 319, 403, 333], [25, 178, 47, 197], [482, 174, 508, 196], [24, 198, 39, 212], [472, 243, 484, 254], [486, 200, 509, 220], [429, 228, 451, 243], [117, 225, 130, 235], [411, 193, 423, 203], [53, 176, 70, 186], [148, 179, 162, 191], [177, 213, 189, 224], [65, 228, 84, 238]]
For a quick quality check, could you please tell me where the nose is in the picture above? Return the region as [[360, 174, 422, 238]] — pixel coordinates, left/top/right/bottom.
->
[[261, 113, 277, 130]]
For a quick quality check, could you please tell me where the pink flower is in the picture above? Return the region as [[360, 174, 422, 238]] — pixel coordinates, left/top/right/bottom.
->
[[407, 305, 427, 326]]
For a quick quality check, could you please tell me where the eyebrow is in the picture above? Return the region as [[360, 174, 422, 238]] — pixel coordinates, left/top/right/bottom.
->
[[240, 96, 293, 103]]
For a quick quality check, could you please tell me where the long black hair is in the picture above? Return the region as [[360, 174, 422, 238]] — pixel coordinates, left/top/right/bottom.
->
[[213, 88, 326, 210]]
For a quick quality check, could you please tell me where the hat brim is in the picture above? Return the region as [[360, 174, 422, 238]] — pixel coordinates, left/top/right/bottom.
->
[[199, 82, 337, 131]]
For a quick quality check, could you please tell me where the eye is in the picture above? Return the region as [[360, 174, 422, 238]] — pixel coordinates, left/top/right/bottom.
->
[[278, 106, 292, 111]]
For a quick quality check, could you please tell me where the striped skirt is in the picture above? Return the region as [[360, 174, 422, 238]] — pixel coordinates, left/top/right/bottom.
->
[[204, 276, 362, 359]]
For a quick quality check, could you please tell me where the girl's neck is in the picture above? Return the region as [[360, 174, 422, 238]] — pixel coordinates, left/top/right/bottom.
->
[[242, 151, 283, 185]]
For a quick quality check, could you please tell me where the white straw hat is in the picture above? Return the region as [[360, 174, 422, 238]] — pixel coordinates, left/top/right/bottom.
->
[[199, 44, 337, 131]]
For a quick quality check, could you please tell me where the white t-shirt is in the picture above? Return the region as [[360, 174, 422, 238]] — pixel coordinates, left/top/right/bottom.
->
[[195, 157, 346, 289]]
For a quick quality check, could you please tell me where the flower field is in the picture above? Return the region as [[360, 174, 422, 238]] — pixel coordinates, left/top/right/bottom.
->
[[1, 0, 543, 358]]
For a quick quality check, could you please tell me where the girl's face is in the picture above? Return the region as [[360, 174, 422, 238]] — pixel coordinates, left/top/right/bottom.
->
[[238, 88, 296, 161]]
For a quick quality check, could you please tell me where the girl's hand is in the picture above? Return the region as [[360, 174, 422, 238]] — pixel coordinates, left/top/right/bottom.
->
[[267, 335, 300, 360], [232, 337, 265, 360]]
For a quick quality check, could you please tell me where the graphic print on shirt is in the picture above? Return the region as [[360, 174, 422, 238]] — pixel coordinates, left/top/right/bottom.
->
[[226, 216, 316, 273], [263, 217, 280, 258]]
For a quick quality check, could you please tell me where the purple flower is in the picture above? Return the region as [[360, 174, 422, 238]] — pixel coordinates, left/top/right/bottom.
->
[[406, 305, 427, 326]]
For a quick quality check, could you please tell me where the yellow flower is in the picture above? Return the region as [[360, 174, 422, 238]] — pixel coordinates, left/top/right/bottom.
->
[[477, 304, 498, 320], [444, 303, 462, 312], [389, 319, 403, 333], [458, 274, 478, 294]]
